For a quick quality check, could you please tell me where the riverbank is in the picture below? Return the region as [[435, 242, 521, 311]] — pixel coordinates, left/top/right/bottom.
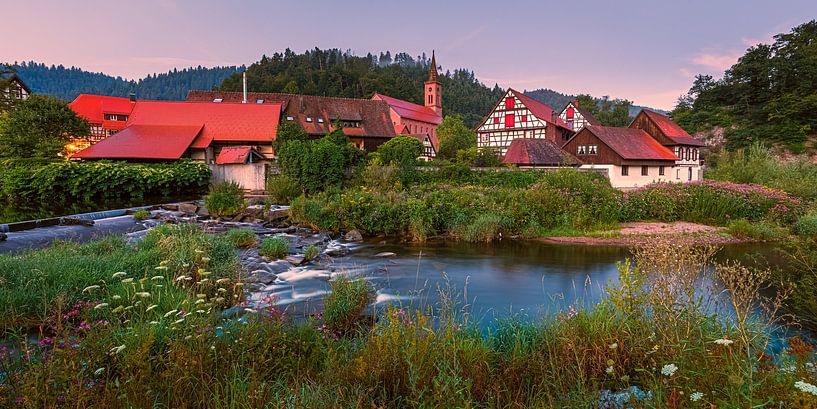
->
[[538, 221, 759, 247]]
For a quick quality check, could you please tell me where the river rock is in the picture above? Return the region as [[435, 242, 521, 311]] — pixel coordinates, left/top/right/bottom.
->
[[244, 269, 278, 285], [178, 203, 198, 215], [374, 252, 396, 258], [268, 208, 289, 220], [345, 230, 363, 242], [161, 204, 179, 211], [0, 232, 7, 241], [285, 255, 305, 265]]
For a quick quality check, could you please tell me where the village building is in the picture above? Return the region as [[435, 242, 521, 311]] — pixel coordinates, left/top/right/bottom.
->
[[557, 100, 600, 133], [629, 109, 706, 182], [0, 71, 32, 110], [502, 138, 581, 168], [394, 124, 437, 161], [476, 89, 573, 156], [69, 94, 136, 143]]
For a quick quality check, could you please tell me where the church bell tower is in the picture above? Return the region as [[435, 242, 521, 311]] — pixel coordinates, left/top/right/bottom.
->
[[424, 50, 442, 115]]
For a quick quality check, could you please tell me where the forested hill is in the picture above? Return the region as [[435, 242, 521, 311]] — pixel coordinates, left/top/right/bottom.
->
[[671, 20, 817, 151], [525, 88, 666, 117], [7, 62, 242, 101], [218, 48, 505, 128]]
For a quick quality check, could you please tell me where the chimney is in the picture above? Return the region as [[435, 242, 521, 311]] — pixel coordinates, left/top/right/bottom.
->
[[242, 72, 248, 104], [128, 92, 136, 102]]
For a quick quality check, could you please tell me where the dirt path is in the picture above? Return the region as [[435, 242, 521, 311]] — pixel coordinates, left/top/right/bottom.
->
[[539, 221, 743, 247]]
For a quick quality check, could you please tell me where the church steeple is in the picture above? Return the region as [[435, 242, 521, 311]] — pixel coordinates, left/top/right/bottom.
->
[[424, 50, 442, 115]]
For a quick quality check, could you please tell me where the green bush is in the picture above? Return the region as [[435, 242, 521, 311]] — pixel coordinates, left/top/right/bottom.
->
[[726, 219, 785, 240], [303, 244, 320, 261], [265, 174, 301, 204], [362, 161, 401, 192], [132, 209, 151, 221], [277, 130, 363, 194], [796, 210, 817, 238], [226, 229, 257, 248], [204, 182, 245, 217], [258, 237, 289, 259], [0, 160, 210, 202], [375, 135, 423, 168], [323, 276, 371, 333]]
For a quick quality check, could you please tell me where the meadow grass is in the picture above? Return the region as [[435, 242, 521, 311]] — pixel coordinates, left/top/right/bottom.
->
[[226, 228, 257, 248], [1, 237, 816, 408], [258, 237, 289, 259]]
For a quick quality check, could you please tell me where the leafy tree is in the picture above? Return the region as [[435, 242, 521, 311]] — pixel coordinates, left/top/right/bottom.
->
[[576, 94, 633, 127], [376, 135, 423, 168], [0, 95, 89, 159], [274, 121, 309, 152], [436, 115, 476, 159], [474, 146, 503, 167], [0, 65, 20, 112], [277, 129, 362, 193]]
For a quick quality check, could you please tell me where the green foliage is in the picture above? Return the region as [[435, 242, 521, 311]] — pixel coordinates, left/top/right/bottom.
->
[[273, 121, 309, 152], [258, 237, 289, 259], [436, 115, 476, 159], [376, 135, 423, 169], [303, 244, 320, 261], [672, 20, 817, 150], [796, 210, 817, 238], [322, 276, 371, 334], [0, 95, 89, 159], [204, 182, 245, 217], [726, 219, 786, 240], [132, 209, 151, 221], [226, 229, 257, 248], [473, 146, 503, 167], [362, 161, 402, 192], [277, 130, 362, 194], [0, 160, 210, 203], [575, 94, 633, 126], [780, 238, 817, 331], [265, 174, 301, 204]]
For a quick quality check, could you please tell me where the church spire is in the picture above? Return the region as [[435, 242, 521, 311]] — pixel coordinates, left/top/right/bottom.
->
[[427, 50, 439, 83]]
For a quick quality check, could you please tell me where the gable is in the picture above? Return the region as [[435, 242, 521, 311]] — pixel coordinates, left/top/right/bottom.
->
[[476, 89, 549, 132]]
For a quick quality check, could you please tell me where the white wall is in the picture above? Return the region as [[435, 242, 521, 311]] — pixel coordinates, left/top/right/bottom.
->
[[209, 163, 266, 191], [580, 164, 701, 189]]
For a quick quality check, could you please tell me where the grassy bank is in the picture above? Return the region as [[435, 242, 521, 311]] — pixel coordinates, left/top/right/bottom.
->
[[0, 236, 815, 407]]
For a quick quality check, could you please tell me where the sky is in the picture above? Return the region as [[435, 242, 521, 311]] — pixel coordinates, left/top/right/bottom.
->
[[3, 0, 816, 109]]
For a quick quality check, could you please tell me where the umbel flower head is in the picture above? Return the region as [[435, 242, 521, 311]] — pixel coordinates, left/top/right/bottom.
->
[[661, 363, 678, 377], [795, 380, 817, 396]]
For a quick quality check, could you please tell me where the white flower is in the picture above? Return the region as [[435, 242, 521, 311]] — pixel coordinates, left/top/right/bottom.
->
[[661, 363, 678, 377], [244, 308, 257, 314], [609, 343, 618, 350], [173, 318, 185, 325], [112, 272, 127, 279], [94, 367, 105, 375], [201, 257, 211, 263], [110, 344, 126, 354], [714, 338, 734, 346], [94, 303, 109, 310], [112, 295, 122, 300], [145, 304, 158, 312], [795, 380, 817, 396], [690, 391, 704, 402], [83, 285, 100, 293], [135, 292, 151, 298], [163, 309, 177, 318], [605, 366, 614, 375], [155, 266, 168, 270], [121, 278, 134, 284], [151, 275, 164, 281]]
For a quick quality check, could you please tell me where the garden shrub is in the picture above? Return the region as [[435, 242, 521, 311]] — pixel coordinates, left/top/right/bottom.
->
[[303, 244, 320, 261], [204, 182, 245, 217], [266, 174, 301, 204], [226, 229, 257, 248], [796, 210, 817, 238], [727, 219, 785, 241], [258, 237, 289, 259], [132, 209, 151, 221], [323, 276, 371, 334]]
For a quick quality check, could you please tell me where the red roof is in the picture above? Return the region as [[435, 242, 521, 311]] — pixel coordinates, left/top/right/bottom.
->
[[72, 125, 202, 160], [394, 124, 410, 135], [372, 93, 443, 125], [638, 110, 705, 146], [69, 94, 135, 123], [503, 138, 581, 166], [124, 101, 281, 148], [584, 126, 679, 161], [215, 146, 264, 164], [510, 89, 554, 124]]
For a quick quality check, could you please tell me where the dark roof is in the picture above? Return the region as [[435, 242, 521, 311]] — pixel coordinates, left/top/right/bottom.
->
[[187, 91, 396, 139], [216, 146, 265, 164], [503, 138, 581, 166], [1, 72, 32, 94], [636, 110, 705, 146], [73, 124, 203, 160], [560, 101, 601, 126], [582, 126, 679, 161], [373, 93, 442, 125]]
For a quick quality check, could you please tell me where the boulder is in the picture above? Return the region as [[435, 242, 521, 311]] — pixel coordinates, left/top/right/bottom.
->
[[373, 252, 396, 258], [0, 232, 7, 241], [244, 269, 278, 285], [285, 255, 305, 266], [178, 203, 198, 215], [345, 230, 363, 242], [161, 204, 179, 211], [268, 208, 289, 220]]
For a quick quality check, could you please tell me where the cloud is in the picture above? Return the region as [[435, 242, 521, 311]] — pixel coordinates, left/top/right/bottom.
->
[[689, 50, 741, 72]]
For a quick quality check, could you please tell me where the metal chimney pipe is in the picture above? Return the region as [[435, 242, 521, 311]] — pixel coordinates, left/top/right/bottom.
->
[[242, 72, 248, 103]]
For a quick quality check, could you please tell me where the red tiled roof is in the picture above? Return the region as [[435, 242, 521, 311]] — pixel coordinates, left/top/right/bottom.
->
[[584, 126, 679, 161], [510, 89, 554, 124], [639, 110, 705, 146], [372, 93, 443, 125], [72, 125, 202, 160], [123, 101, 281, 149], [215, 146, 265, 164], [394, 124, 410, 135], [187, 91, 396, 139], [69, 94, 135, 123], [503, 138, 581, 166]]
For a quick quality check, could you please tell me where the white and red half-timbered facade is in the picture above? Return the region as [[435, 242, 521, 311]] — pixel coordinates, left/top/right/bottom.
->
[[557, 100, 600, 133], [476, 89, 573, 156]]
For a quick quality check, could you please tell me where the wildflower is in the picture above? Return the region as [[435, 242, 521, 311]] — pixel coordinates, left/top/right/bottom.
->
[[201, 257, 211, 263], [155, 266, 168, 271], [606, 366, 614, 375], [94, 303, 109, 310], [244, 308, 257, 314], [173, 318, 185, 325], [121, 278, 134, 284], [690, 391, 704, 402], [795, 380, 817, 396], [661, 363, 678, 377], [145, 304, 158, 312], [112, 272, 127, 278], [83, 285, 100, 293], [151, 276, 164, 281], [184, 335, 192, 341], [94, 367, 105, 376], [112, 295, 121, 300], [135, 292, 151, 298], [714, 338, 734, 346], [198, 279, 210, 284], [174, 276, 188, 282], [149, 321, 159, 325], [609, 343, 618, 350], [110, 344, 126, 354], [196, 294, 207, 298], [195, 249, 205, 254], [195, 299, 205, 304], [216, 278, 230, 284], [163, 309, 177, 318], [196, 309, 206, 314], [111, 306, 124, 313]]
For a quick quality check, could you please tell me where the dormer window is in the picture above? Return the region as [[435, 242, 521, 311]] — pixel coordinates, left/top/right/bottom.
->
[[286, 116, 294, 121], [306, 117, 313, 122], [317, 118, 324, 123], [213, 98, 223, 103]]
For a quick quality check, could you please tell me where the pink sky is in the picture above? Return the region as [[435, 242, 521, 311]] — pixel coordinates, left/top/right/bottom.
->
[[4, 0, 815, 109]]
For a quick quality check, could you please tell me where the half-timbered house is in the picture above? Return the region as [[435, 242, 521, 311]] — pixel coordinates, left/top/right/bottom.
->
[[557, 100, 600, 133], [0, 71, 31, 111], [629, 109, 705, 182], [476, 89, 573, 156]]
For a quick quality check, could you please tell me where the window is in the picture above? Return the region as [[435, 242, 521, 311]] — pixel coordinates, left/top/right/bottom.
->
[[505, 97, 515, 109], [505, 114, 515, 128], [577, 145, 586, 155], [286, 116, 294, 121], [213, 98, 223, 103], [521, 115, 527, 123], [104, 114, 127, 121], [566, 107, 574, 119], [693, 149, 698, 161], [256, 99, 264, 104], [659, 166, 665, 176], [493, 117, 500, 124], [306, 117, 313, 122], [317, 118, 324, 123], [688, 167, 693, 181], [622, 165, 629, 176], [676, 169, 681, 179], [641, 166, 649, 176], [588, 145, 598, 155]]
